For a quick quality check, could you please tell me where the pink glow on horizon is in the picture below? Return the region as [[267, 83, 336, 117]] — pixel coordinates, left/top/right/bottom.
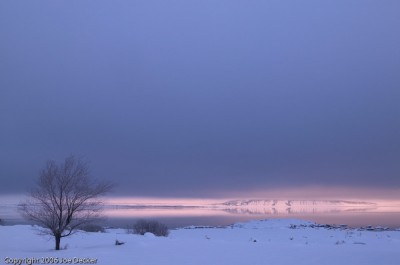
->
[[104, 186, 400, 206], [104, 197, 226, 206], [2, 186, 400, 206], [222, 186, 400, 201]]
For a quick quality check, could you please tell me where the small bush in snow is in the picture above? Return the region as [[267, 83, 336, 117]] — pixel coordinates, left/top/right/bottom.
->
[[80, 224, 105, 233], [115, 240, 125, 245], [128, 220, 169, 237], [0, 218, 4, 225]]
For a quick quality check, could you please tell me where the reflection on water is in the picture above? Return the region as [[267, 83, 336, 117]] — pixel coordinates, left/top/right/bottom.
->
[[2, 200, 400, 229], [101, 200, 400, 228]]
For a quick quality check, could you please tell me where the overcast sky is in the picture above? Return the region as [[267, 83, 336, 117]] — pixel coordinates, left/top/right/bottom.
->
[[0, 1, 399, 199]]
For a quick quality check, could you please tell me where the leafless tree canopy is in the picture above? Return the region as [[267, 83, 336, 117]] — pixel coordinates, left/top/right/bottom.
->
[[19, 156, 112, 250]]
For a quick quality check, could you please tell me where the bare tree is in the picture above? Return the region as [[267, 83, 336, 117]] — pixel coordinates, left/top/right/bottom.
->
[[19, 156, 113, 250]]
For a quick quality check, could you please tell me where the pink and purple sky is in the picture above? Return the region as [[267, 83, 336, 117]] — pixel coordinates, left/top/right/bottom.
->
[[0, 1, 399, 203]]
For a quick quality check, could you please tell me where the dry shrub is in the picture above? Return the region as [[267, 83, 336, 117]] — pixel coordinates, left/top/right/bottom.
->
[[127, 220, 169, 237]]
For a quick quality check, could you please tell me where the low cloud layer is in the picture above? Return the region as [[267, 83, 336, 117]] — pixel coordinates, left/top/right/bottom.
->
[[0, 1, 399, 198]]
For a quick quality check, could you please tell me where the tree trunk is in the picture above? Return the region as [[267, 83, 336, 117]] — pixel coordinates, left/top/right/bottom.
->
[[55, 234, 61, 250]]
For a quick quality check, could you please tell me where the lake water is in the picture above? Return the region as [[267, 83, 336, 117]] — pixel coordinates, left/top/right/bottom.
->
[[103, 205, 400, 229], [2, 203, 400, 229]]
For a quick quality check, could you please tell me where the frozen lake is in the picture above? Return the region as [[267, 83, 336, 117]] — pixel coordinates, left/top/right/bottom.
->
[[2, 199, 400, 229]]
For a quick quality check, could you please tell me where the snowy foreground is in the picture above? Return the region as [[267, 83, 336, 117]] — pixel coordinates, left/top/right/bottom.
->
[[1, 219, 399, 265]]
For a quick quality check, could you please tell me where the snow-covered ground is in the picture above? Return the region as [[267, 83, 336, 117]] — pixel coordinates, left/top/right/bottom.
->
[[1, 219, 399, 265]]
